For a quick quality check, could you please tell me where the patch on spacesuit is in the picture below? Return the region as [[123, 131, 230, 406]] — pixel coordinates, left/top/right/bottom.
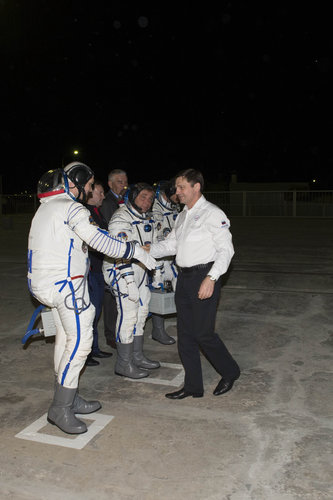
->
[[117, 231, 128, 240], [156, 222, 162, 231], [82, 242, 88, 253], [144, 224, 152, 232], [163, 228, 171, 238], [88, 215, 99, 226]]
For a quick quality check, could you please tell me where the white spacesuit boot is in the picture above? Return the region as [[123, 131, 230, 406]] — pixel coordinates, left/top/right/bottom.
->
[[72, 391, 101, 414], [115, 342, 149, 379], [47, 382, 87, 434], [132, 335, 160, 369], [151, 314, 176, 345]]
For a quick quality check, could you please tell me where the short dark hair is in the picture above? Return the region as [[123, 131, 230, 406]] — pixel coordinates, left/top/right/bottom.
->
[[175, 169, 204, 192], [92, 179, 104, 190]]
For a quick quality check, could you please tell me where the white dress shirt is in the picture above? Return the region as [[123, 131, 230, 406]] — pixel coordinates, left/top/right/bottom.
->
[[149, 195, 234, 280]]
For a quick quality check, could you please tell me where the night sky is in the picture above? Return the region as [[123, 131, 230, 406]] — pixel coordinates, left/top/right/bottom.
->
[[1, 2, 333, 193]]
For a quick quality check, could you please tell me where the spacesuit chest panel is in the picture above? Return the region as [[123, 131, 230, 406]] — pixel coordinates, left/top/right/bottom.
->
[[132, 219, 154, 246]]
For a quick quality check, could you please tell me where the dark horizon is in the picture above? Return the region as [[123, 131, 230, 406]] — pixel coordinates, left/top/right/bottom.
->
[[2, 2, 333, 193]]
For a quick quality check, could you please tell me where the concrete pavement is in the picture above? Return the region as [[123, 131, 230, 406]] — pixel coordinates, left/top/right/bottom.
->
[[0, 215, 332, 500]]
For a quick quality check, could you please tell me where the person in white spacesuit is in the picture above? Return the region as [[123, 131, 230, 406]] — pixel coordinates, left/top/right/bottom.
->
[[28, 163, 155, 434], [150, 180, 180, 344], [103, 183, 161, 379]]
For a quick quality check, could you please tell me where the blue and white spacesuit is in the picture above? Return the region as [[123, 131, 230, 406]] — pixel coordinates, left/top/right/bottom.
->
[[103, 183, 160, 378], [153, 181, 180, 289], [28, 164, 155, 433], [150, 180, 180, 345]]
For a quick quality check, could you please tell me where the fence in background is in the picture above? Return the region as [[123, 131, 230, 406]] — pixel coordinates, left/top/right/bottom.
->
[[0, 194, 37, 215], [205, 191, 333, 217], [1, 191, 333, 217]]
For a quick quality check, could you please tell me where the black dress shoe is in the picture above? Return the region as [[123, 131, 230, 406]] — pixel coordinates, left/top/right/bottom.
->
[[213, 376, 239, 396], [85, 357, 100, 367], [92, 350, 113, 358], [165, 388, 203, 399]]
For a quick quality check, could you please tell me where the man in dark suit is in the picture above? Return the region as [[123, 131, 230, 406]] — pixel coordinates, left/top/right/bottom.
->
[[100, 169, 128, 223], [100, 168, 128, 348], [85, 180, 113, 365]]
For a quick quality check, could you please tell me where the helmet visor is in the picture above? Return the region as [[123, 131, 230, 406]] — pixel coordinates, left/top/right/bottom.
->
[[37, 169, 65, 198]]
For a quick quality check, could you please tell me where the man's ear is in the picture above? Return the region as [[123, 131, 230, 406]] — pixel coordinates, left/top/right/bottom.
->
[[194, 182, 201, 193]]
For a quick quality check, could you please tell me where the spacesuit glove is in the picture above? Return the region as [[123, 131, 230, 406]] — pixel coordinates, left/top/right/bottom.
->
[[163, 264, 175, 281], [152, 265, 165, 289], [134, 245, 156, 270], [125, 280, 140, 303]]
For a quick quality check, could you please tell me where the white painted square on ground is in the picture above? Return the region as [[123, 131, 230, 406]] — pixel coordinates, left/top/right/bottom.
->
[[15, 412, 114, 450], [126, 362, 184, 386]]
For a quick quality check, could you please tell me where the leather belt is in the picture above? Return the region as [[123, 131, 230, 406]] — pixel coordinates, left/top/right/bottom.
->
[[177, 262, 213, 273]]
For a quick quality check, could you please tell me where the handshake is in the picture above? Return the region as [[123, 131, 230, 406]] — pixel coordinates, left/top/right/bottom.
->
[[133, 243, 154, 270]]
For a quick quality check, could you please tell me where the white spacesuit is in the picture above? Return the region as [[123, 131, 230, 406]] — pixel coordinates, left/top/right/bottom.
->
[[103, 183, 160, 379], [28, 164, 155, 434], [150, 181, 180, 345], [153, 181, 180, 287]]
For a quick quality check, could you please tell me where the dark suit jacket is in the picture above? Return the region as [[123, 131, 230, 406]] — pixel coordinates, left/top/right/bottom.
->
[[85, 205, 108, 273], [100, 190, 120, 224]]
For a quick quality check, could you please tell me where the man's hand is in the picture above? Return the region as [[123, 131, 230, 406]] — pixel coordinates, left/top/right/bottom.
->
[[133, 245, 156, 269], [198, 276, 215, 300], [142, 244, 151, 252]]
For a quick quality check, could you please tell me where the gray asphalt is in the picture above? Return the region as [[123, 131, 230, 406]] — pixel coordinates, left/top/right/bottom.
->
[[0, 214, 332, 500]]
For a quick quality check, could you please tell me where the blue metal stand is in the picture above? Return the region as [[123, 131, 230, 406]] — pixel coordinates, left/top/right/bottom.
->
[[22, 304, 45, 344]]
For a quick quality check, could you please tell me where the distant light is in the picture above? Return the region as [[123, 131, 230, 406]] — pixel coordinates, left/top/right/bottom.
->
[[73, 150, 79, 155], [312, 179, 316, 183]]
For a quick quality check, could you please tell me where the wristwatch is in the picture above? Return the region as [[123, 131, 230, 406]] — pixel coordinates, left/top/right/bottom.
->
[[207, 275, 216, 282]]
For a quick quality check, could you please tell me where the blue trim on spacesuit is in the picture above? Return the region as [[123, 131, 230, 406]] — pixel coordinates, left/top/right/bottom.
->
[[114, 277, 124, 342], [138, 270, 147, 289], [89, 227, 126, 258], [118, 263, 132, 270], [123, 241, 134, 259], [125, 203, 148, 221], [60, 278, 82, 385], [62, 171, 77, 201], [155, 192, 171, 210], [68, 239, 74, 275], [171, 262, 178, 278], [27, 249, 33, 293], [51, 238, 84, 386], [105, 266, 123, 343], [27, 249, 32, 273], [55, 239, 76, 292]]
